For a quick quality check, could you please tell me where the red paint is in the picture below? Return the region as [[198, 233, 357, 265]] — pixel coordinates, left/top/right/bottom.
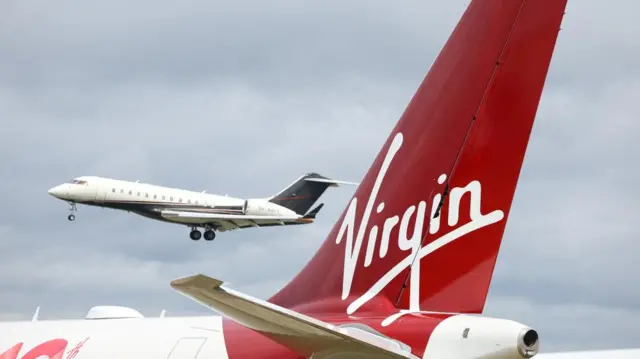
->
[[222, 313, 452, 359], [21, 339, 68, 359], [1, 340, 68, 359], [269, 0, 567, 315], [1, 338, 89, 359], [225, 0, 568, 358], [64, 338, 89, 359], [0, 343, 23, 359]]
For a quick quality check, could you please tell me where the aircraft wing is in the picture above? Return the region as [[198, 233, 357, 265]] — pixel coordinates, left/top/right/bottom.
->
[[160, 210, 309, 232], [170, 274, 419, 359]]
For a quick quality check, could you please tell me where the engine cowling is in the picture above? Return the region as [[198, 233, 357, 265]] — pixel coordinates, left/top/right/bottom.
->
[[423, 315, 539, 359], [243, 200, 278, 216]]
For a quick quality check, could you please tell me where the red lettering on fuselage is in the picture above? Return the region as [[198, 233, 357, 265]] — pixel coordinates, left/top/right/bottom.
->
[[1, 338, 89, 359], [0, 343, 24, 359]]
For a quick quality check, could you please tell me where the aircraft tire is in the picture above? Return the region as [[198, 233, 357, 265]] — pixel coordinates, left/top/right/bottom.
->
[[190, 230, 202, 241], [204, 230, 216, 241]]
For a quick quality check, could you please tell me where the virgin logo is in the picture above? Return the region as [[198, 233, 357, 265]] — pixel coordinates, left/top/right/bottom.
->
[[1, 338, 89, 359], [335, 132, 505, 317]]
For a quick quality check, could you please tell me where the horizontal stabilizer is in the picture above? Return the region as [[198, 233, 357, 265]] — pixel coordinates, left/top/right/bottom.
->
[[170, 274, 419, 359], [303, 203, 324, 219], [304, 177, 360, 187]]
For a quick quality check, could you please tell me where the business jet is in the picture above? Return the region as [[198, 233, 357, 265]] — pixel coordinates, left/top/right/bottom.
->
[[47, 172, 357, 241], [4, 1, 637, 359]]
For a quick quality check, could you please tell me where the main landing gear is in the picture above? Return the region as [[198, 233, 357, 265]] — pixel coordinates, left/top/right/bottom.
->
[[67, 202, 77, 221], [189, 227, 216, 241]]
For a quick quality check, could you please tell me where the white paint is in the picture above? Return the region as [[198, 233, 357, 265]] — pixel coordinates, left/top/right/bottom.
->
[[536, 349, 640, 359], [2, 310, 638, 359], [335, 132, 505, 317], [0, 316, 228, 359], [422, 314, 536, 359], [167, 338, 208, 359], [336, 133, 404, 303], [85, 306, 144, 320]]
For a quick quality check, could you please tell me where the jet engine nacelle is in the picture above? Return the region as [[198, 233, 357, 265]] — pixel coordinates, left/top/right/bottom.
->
[[243, 199, 279, 216], [423, 315, 539, 359]]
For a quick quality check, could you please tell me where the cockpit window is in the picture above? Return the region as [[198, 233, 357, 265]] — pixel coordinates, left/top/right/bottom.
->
[[71, 179, 88, 185]]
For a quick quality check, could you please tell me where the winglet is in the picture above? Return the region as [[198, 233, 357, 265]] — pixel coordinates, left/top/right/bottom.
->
[[170, 274, 224, 290]]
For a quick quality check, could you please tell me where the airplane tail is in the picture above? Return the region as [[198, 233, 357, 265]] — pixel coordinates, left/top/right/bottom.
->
[[268, 173, 357, 216], [269, 0, 568, 316]]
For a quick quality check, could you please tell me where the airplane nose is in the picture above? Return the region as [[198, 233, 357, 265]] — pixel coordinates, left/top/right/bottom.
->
[[48, 185, 66, 199]]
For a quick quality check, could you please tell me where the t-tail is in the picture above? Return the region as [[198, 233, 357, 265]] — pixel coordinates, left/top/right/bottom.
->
[[269, 0, 567, 316], [268, 173, 358, 216]]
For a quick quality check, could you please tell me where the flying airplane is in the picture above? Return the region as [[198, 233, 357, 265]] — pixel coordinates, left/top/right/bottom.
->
[[47, 172, 357, 241], [4, 1, 638, 359]]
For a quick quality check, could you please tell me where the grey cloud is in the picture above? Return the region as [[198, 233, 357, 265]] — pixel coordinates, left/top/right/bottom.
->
[[0, 0, 466, 92]]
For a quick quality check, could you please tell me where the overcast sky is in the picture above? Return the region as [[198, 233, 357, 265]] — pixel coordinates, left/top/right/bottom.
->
[[1, 0, 639, 353]]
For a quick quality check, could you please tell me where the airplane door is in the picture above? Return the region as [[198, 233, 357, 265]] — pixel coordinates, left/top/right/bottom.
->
[[95, 187, 107, 203], [167, 338, 207, 359]]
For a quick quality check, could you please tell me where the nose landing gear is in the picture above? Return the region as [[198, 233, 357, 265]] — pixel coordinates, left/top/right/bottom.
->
[[68, 202, 77, 221]]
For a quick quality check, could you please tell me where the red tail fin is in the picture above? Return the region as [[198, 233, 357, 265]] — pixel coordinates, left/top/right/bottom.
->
[[270, 0, 567, 315]]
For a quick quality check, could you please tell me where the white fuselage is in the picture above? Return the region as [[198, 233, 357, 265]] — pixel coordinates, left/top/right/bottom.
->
[[0, 316, 229, 359], [47, 176, 299, 227], [1, 315, 638, 359], [48, 176, 295, 217]]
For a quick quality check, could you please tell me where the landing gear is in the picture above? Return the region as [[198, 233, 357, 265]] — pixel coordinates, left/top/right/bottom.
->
[[189, 226, 216, 241], [203, 229, 216, 241], [189, 228, 202, 241], [67, 202, 77, 221]]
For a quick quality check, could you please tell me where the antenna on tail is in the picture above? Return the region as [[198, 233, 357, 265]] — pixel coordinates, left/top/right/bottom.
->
[[31, 306, 40, 321]]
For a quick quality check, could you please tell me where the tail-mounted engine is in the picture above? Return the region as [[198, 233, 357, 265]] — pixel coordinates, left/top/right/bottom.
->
[[423, 315, 540, 359], [243, 199, 281, 216]]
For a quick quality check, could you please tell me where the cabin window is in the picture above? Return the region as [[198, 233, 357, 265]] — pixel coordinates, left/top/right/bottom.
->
[[120, 189, 124, 193], [187, 199, 191, 204], [162, 195, 166, 200], [170, 196, 173, 201], [112, 188, 116, 193], [153, 194, 157, 199], [128, 190, 132, 195], [195, 200, 199, 205], [145, 193, 149, 198], [137, 192, 141, 196], [179, 198, 183, 203]]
